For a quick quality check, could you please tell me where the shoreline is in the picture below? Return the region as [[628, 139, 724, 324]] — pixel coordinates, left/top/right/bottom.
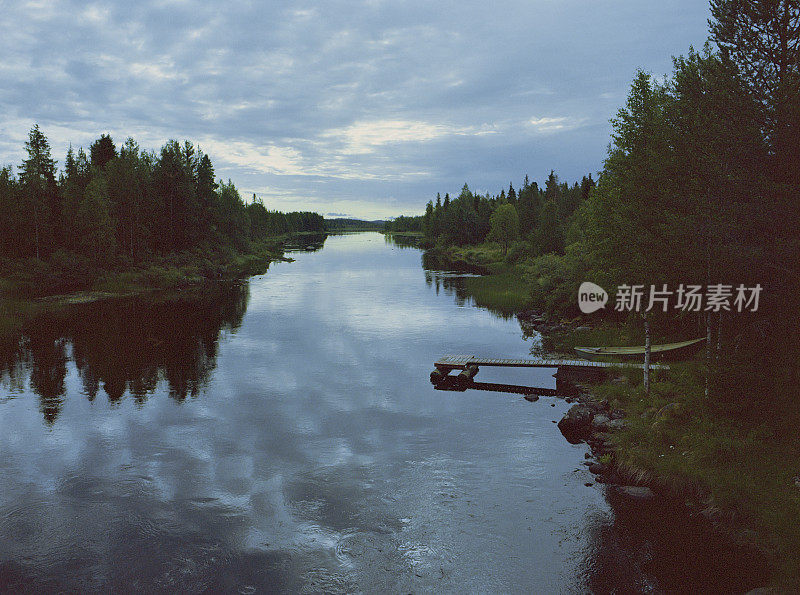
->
[[0, 238, 298, 305], [427, 243, 794, 591]]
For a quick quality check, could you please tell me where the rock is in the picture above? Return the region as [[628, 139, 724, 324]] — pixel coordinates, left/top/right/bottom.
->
[[584, 482, 593, 487], [591, 414, 610, 431], [610, 376, 629, 385], [575, 326, 591, 332], [614, 486, 655, 500], [588, 463, 607, 475], [557, 405, 595, 444], [523, 394, 539, 402], [606, 419, 627, 431], [792, 475, 800, 488], [584, 452, 592, 459], [610, 409, 625, 420]]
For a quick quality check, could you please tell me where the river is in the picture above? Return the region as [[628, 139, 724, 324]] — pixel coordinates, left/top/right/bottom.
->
[[0, 232, 766, 593]]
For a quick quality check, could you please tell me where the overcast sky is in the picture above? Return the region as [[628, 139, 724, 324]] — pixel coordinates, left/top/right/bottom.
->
[[0, 1, 711, 218]]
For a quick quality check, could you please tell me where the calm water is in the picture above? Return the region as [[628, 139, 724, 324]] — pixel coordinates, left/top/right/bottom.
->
[[0, 233, 767, 593]]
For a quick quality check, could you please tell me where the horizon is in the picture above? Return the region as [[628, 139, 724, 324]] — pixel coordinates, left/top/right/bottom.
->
[[2, 1, 710, 219]]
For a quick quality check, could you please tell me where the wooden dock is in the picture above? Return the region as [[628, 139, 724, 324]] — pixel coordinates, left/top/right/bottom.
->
[[431, 354, 668, 385]]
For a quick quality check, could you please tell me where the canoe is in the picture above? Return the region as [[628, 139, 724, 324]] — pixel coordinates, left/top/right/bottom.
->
[[574, 337, 706, 361]]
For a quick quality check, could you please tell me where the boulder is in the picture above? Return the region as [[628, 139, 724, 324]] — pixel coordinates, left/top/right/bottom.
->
[[591, 414, 610, 431], [606, 419, 628, 431], [588, 463, 607, 475], [523, 394, 539, 402], [557, 404, 595, 444]]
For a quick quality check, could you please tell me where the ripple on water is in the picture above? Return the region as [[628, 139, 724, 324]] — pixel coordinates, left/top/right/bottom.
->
[[299, 567, 358, 594]]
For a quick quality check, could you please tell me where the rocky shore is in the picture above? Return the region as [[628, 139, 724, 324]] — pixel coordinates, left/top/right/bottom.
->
[[557, 395, 654, 499]]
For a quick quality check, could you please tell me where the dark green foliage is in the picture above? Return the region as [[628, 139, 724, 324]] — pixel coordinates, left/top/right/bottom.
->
[[0, 126, 325, 271], [383, 215, 424, 232], [323, 218, 382, 231], [422, 173, 585, 254], [488, 203, 519, 255], [709, 0, 800, 184], [89, 134, 116, 170]]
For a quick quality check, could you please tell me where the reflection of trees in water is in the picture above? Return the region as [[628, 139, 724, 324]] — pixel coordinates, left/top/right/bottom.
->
[[1, 282, 250, 424], [384, 234, 421, 249], [282, 233, 326, 252], [421, 253, 509, 315], [580, 488, 770, 593], [0, 332, 27, 394], [28, 337, 68, 425]]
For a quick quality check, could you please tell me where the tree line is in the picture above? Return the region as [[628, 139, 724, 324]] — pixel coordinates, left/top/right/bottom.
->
[[415, 172, 594, 254], [0, 128, 324, 263], [414, 0, 800, 398]]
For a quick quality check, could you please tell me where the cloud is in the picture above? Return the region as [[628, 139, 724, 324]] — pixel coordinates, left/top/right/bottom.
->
[[0, 0, 712, 217], [527, 117, 585, 134], [322, 119, 497, 155]]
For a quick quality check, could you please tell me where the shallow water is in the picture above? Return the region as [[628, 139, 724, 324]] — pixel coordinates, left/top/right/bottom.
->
[[0, 233, 767, 592]]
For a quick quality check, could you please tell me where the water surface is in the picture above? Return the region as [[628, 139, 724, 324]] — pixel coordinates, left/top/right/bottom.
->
[[0, 233, 767, 592]]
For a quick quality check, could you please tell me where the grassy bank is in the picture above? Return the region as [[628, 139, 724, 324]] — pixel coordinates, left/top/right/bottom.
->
[[0, 239, 288, 301], [590, 363, 800, 589], [424, 242, 533, 315], [424, 241, 799, 589]]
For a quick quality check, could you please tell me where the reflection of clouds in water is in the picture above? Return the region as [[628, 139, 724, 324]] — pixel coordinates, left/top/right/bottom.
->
[[4, 233, 751, 592], [0, 233, 534, 590]]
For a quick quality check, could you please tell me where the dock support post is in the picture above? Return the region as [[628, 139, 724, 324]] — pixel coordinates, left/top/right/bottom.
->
[[456, 364, 479, 385]]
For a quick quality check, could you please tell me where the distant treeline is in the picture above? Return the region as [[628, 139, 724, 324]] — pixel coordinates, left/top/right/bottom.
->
[[383, 215, 423, 233], [0, 127, 324, 262], [325, 218, 386, 231], [385, 172, 592, 254]]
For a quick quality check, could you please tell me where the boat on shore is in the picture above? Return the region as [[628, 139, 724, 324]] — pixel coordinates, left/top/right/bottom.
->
[[574, 337, 706, 361]]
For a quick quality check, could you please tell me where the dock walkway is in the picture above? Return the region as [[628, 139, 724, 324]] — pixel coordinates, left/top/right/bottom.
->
[[431, 354, 668, 385]]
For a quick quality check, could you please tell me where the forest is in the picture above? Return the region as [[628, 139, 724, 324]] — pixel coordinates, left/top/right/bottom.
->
[[405, 6, 800, 578], [0, 128, 324, 293], [408, 2, 800, 403]]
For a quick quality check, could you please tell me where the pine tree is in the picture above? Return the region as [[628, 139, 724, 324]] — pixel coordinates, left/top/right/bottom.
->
[[19, 125, 58, 258], [90, 134, 117, 170], [709, 0, 800, 183]]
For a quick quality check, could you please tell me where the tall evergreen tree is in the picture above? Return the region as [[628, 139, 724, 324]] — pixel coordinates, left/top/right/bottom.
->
[[710, 0, 800, 183], [90, 134, 117, 170], [19, 125, 58, 258]]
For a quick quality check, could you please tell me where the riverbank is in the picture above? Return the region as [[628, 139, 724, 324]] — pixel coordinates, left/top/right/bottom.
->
[[427, 242, 800, 590], [423, 243, 533, 315], [0, 238, 292, 302]]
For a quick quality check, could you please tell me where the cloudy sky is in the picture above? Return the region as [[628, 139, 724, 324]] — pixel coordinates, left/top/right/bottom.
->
[[0, 1, 711, 219]]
